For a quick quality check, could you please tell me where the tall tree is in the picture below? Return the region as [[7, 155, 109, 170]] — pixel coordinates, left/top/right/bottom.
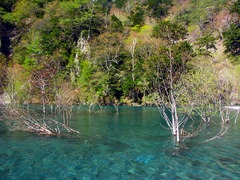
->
[[152, 21, 193, 143]]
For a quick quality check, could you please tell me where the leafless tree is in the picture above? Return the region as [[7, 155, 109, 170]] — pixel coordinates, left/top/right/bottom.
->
[[30, 60, 58, 114]]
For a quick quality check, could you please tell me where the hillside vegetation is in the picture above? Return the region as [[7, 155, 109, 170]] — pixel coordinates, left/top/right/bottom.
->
[[0, 0, 239, 106]]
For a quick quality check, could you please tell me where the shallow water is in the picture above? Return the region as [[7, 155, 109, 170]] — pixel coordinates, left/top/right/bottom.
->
[[0, 106, 240, 179]]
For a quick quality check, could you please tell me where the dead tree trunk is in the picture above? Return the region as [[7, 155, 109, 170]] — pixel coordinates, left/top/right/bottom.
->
[[131, 38, 137, 82]]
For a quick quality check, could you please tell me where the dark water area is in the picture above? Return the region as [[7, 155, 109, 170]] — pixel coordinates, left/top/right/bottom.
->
[[0, 106, 240, 179]]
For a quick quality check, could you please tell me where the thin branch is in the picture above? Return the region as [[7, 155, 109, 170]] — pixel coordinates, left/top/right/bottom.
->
[[201, 124, 229, 143]]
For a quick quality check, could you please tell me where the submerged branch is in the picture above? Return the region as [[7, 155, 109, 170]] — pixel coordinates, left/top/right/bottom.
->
[[0, 105, 80, 136], [201, 123, 230, 143]]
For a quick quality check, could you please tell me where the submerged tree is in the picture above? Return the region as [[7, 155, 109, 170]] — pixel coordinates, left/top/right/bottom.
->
[[151, 20, 239, 144], [176, 58, 240, 142], [152, 21, 192, 143]]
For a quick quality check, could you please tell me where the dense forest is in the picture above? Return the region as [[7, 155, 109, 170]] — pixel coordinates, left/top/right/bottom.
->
[[0, 0, 239, 141], [0, 0, 239, 107]]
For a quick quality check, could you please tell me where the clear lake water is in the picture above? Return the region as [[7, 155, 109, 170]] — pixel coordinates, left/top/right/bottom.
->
[[0, 106, 239, 179]]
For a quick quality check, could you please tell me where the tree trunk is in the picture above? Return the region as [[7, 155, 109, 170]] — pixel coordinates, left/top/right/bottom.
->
[[169, 50, 180, 143], [131, 38, 137, 82], [41, 84, 46, 114]]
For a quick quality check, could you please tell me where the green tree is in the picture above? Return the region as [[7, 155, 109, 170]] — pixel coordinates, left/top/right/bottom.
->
[[177, 64, 220, 122], [230, 0, 240, 16], [128, 6, 145, 27], [114, 0, 127, 9], [223, 24, 240, 56], [110, 14, 123, 33], [152, 21, 187, 45], [145, 0, 172, 19], [152, 21, 193, 143], [195, 34, 217, 56], [3, 66, 29, 109], [176, 59, 235, 141]]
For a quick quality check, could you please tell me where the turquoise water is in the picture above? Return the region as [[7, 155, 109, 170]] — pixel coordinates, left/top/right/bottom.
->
[[0, 106, 240, 179]]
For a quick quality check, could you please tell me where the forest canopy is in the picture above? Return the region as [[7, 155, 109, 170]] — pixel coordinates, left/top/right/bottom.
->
[[0, 0, 239, 106]]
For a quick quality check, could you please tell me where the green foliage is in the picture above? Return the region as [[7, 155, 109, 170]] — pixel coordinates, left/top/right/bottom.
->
[[145, 0, 172, 18], [13, 31, 42, 67], [1, 0, 238, 106], [91, 33, 128, 71], [110, 14, 123, 33], [41, 18, 62, 54], [114, 71, 135, 97], [175, 0, 228, 26], [60, 0, 89, 11], [23, 57, 37, 69], [26, 34, 43, 55], [77, 60, 93, 86], [4, 67, 30, 105], [131, 25, 141, 32], [128, 6, 145, 27], [223, 24, 240, 56], [2, 0, 38, 25], [176, 64, 223, 119], [114, 0, 127, 9], [0, 7, 4, 16], [195, 34, 217, 56], [230, 0, 240, 16], [152, 21, 187, 43], [60, 0, 104, 40], [173, 41, 194, 65]]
